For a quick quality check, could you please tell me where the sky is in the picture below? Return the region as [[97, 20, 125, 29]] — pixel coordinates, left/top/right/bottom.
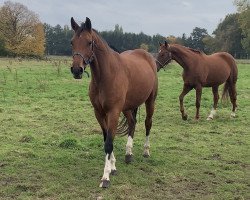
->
[[0, 0, 237, 36]]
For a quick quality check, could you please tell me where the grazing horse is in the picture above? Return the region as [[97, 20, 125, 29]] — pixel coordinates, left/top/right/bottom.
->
[[70, 17, 158, 188], [156, 41, 237, 120]]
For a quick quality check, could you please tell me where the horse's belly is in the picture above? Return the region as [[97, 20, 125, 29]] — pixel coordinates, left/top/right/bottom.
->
[[123, 88, 153, 111], [205, 69, 230, 87], [123, 79, 155, 110]]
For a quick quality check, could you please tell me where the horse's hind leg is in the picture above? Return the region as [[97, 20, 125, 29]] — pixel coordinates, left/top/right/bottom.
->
[[179, 84, 192, 120], [195, 85, 202, 120], [123, 108, 138, 164], [143, 96, 155, 157], [207, 86, 219, 120], [228, 83, 237, 117]]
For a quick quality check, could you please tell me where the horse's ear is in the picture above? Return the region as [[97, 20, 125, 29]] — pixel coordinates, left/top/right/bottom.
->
[[71, 17, 79, 32], [85, 17, 92, 31], [159, 41, 162, 46]]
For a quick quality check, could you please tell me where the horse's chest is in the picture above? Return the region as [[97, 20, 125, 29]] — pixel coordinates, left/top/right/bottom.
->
[[89, 87, 125, 112]]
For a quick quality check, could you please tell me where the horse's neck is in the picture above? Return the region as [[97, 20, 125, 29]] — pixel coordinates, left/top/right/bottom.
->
[[170, 46, 192, 70], [89, 35, 116, 84]]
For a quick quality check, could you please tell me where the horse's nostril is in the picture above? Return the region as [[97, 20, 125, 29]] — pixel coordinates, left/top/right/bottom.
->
[[80, 67, 83, 73]]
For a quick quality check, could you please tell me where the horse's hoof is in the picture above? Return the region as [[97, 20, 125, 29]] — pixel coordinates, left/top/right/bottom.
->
[[110, 169, 117, 176], [125, 154, 133, 164], [230, 113, 236, 118], [207, 116, 213, 120], [182, 114, 188, 120], [99, 180, 110, 188], [143, 153, 150, 158]]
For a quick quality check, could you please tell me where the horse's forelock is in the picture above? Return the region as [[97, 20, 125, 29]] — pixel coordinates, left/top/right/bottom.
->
[[80, 22, 85, 29], [77, 22, 95, 37], [76, 23, 85, 36]]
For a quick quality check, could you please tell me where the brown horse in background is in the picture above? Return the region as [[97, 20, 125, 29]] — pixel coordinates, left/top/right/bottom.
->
[[70, 17, 158, 188], [156, 41, 237, 120]]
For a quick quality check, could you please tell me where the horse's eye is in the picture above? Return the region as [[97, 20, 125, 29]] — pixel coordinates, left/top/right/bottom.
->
[[70, 41, 73, 46], [88, 41, 92, 46]]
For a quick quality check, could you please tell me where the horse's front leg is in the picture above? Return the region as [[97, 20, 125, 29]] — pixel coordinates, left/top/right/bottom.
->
[[94, 109, 107, 142], [195, 85, 202, 120], [93, 109, 116, 186], [99, 110, 120, 188], [179, 84, 192, 120]]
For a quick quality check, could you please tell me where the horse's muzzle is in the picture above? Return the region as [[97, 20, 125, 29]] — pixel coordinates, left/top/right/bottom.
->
[[71, 66, 83, 79]]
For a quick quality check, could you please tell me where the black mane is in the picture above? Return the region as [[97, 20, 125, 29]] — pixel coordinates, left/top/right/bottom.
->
[[108, 44, 121, 53]]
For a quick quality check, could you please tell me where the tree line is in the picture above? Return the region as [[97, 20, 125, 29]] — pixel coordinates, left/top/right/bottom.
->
[[44, 23, 166, 55], [0, 0, 249, 58]]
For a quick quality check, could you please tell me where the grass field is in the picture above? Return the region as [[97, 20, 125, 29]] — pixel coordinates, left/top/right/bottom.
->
[[0, 57, 249, 200]]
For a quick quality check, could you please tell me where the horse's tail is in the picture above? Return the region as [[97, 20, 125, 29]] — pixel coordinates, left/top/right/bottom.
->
[[116, 108, 138, 136], [116, 115, 129, 135], [222, 81, 230, 102], [222, 55, 238, 102]]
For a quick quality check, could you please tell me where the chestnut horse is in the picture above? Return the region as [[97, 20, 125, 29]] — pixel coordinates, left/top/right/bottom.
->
[[156, 42, 237, 120], [70, 17, 158, 188]]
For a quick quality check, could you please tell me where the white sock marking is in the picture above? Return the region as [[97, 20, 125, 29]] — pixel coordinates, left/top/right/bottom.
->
[[110, 152, 116, 171], [126, 136, 133, 155], [231, 111, 236, 118], [207, 108, 216, 120], [100, 154, 111, 187], [144, 136, 150, 156]]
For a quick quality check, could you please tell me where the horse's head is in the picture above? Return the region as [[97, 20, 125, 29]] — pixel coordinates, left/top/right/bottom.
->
[[70, 17, 95, 79], [156, 41, 172, 71]]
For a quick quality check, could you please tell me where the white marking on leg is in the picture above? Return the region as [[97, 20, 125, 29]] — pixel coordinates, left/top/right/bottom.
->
[[231, 107, 237, 118], [99, 154, 111, 187], [207, 108, 216, 120], [144, 136, 150, 156], [126, 136, 133, 155], [231, 111, 236, 118], [110, 152, 116, 171]]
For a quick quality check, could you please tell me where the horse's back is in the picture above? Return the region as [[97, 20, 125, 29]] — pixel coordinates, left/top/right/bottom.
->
[[209, 52, 234, 63], [207, 52, 237, 73], [120, 49, 157, 84], [121, 49, 157, 72]]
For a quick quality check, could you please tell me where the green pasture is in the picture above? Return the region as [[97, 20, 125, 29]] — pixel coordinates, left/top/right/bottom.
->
[[0, 57, 249, 199]]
